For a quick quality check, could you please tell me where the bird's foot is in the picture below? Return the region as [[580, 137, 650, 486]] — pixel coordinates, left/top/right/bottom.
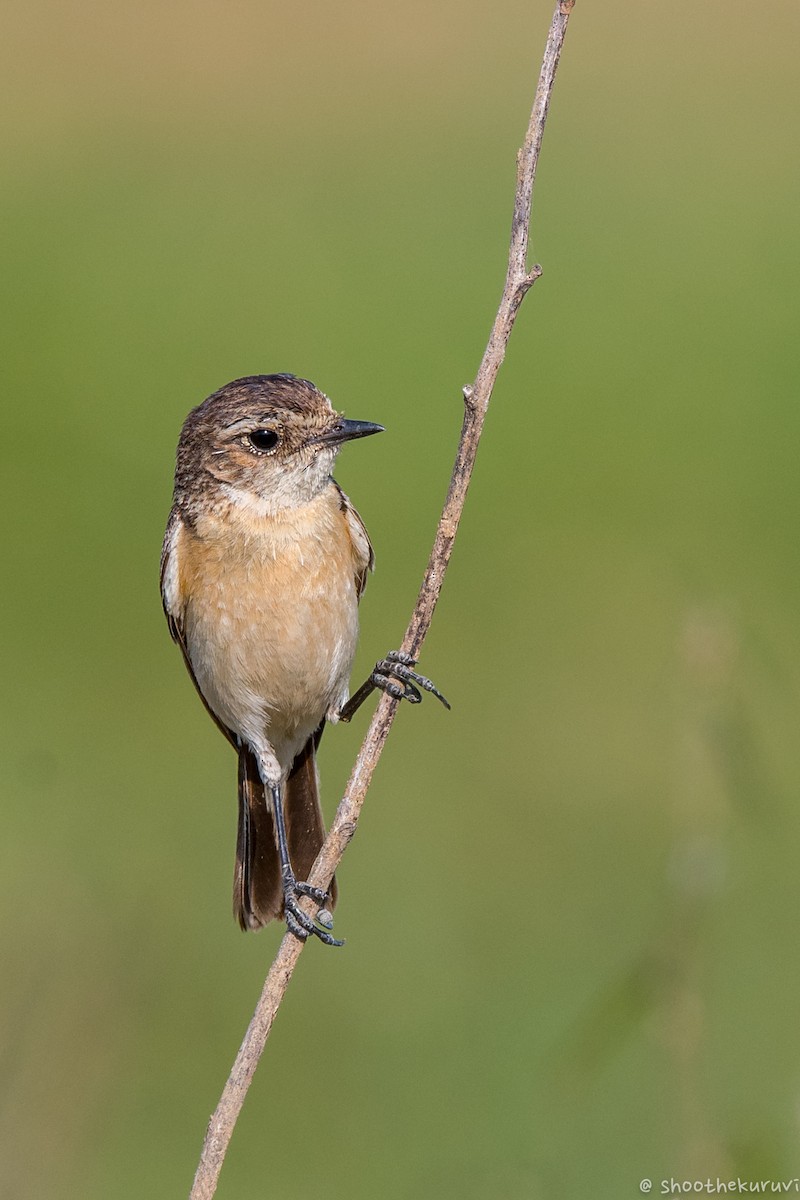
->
[[283, 875, 343, 947], [371, 650, 450, 709]]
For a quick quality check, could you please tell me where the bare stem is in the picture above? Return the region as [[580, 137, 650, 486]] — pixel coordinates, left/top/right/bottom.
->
[[189, 4, 575, 1195]]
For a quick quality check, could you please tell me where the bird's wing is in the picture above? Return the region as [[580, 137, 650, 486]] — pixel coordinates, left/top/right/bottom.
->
[[333, 481, 375, 600], [160, 507, 238, 748]]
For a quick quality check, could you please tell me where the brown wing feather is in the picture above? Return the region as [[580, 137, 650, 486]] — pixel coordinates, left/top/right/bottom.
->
[[332, 480, 374, 599], [160, 507, 237, 748]]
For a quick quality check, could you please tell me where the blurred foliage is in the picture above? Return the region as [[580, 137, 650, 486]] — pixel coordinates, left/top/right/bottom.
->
[[2, 1, 800, 1196]]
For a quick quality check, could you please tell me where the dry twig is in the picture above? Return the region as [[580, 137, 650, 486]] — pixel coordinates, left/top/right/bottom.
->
[[190, 4, 575, 1195]]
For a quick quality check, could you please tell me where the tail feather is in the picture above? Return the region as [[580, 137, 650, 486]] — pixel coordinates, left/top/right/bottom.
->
[[233, 747, 283, 930], [285, 732, 338, 913], [233, 727, 336, 931]]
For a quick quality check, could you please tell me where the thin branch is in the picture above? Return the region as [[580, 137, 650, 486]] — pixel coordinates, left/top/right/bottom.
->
[[190, 3, 575, 1195]]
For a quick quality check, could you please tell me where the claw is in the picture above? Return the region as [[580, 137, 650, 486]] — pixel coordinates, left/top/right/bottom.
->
[[285, 894, 344, 947]]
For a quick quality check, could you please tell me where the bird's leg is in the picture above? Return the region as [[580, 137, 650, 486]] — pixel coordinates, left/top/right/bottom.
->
[[338, 650, 450, 723], [268, 782, 344, 948]]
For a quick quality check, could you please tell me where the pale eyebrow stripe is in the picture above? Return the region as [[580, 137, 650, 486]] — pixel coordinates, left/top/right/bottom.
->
[[223, 417, 260, 433]]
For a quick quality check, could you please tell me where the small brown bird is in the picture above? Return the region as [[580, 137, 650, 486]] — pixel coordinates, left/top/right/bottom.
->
[[161, 374, 446, 944]]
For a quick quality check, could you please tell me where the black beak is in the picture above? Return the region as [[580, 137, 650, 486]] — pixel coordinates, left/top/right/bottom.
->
[[316, 419, 385, 446]]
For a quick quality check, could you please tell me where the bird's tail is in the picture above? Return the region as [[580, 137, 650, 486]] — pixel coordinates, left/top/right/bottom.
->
[[233, 728, 337, 931]]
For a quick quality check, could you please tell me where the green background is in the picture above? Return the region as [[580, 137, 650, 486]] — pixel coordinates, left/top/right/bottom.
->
[[2, 1, 799, 1196]]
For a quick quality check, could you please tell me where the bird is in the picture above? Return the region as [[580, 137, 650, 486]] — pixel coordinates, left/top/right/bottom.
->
[[160, 374, 447, 945]]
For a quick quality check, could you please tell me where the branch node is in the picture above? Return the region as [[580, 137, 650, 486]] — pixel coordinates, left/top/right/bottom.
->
[[462, 384, 476, 412], [527, 263, 543, 283], [338, 820, 358, 845]]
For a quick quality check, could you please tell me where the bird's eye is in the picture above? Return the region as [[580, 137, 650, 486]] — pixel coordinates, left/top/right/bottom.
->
[[247, 429, 279, 453]]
